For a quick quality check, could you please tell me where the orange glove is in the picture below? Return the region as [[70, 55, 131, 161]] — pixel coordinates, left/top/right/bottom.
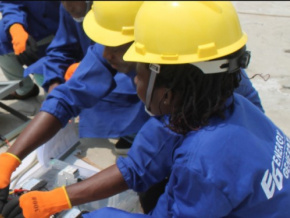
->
[[64, 62, 80, 81], [9, 23, 29, 55], [0, 152, 21, 189], [19, 186, 71, 218]]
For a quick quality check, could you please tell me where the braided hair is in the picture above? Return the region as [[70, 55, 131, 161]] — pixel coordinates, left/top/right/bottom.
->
[[153, 47, 245, 135]]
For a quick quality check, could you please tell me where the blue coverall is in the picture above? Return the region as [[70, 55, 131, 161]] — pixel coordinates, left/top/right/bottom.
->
[[0, 1, 60, 55], [83, 94, 290, 217], [40, 43, 150, 138], [0, 1, 60, 94], [23, 2, 264, 139], [40, 41, 264, 139], [24, 4, 93, 91], [25, 4, 150, 138]]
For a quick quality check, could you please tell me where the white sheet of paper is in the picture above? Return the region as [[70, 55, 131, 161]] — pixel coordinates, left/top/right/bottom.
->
[[37, 119, 79, 167]]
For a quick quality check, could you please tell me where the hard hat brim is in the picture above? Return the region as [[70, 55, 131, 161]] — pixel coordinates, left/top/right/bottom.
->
[[83, 10, 134, 47], [124, 33, 247, 64]]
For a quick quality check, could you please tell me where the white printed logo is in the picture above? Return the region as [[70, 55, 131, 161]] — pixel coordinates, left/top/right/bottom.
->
[[261, 130, 290, 199]]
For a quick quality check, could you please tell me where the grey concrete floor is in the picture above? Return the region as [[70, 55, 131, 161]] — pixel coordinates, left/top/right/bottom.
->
[[0, 0, 290, 184], [233, 1, 290, 137]]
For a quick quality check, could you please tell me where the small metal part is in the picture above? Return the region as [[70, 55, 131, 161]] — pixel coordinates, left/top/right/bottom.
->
[[57, 165, 80, 186]]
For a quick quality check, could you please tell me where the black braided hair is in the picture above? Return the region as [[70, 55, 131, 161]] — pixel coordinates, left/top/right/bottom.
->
[[153, 47, 245, 135]]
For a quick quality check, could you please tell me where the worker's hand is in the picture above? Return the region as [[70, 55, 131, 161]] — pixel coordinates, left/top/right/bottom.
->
[[64, 62, 80, 81], [0, 185, 10, 213], [0, 153, 21, 189], [1, 196, 24, 218], [48, 80, 61, 93], [9, 23, 29, 55], [16, 35, 39, 66], [0, 153, 20, 214], [14, 186, 71, 218]]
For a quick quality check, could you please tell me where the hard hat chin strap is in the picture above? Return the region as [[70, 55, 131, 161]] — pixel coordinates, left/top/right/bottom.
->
[[145, 64, 160, 111], [72, 1, 93, 23]]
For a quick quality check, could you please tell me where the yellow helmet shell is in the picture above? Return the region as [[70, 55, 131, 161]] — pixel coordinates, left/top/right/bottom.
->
[[124, 1, 247, 64], [83, 1, 143, 46]]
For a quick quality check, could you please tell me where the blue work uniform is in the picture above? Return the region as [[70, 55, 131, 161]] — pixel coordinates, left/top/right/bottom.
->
[[24, 4, 93, 91], [21, 3, 263, 139], [97, 93, 290, 217], [0, 1, 60, 56], [41, 40, 264, 139], [41, 44, 150, 138], [24, 3, 149, 138]]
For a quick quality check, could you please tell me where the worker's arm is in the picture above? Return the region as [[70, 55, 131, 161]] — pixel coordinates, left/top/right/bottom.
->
[[0, 2, 28, 33], [2, 164, 129, 217], [0, 111, 62, 190], [7, 111, 62, 160], [67, 164, 128, 205], [0, 111, 62, 215], [24, 4, 92, 92]]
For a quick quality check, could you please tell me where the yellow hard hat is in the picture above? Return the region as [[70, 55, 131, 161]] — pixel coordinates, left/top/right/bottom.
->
[[124, 1, 247, 64], [83, 1, 143, 46]]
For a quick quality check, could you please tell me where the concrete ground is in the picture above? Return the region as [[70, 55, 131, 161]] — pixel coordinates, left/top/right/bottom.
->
[[232, 1, 290, 137], [0, 0, 290, 211]]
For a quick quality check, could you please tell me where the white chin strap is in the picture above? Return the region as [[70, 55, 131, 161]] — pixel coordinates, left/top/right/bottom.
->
[[145, 64, 160, 113], [73, 17, 84, 23], [144, 106, 155, 116], [73, 1, 92, 23]]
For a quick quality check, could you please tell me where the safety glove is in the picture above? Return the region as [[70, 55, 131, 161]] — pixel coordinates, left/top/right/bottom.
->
[[9, 23, 29, 55], [1, 196, 24, 218], [8, 186, 72, 218], [0, 185, 10, 213], [64, 62, 80, 81], [16, 35, 39, 66], [0, 153, 21, 189], [0, 152, 21, 214], [9, 23, 38, 66]]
